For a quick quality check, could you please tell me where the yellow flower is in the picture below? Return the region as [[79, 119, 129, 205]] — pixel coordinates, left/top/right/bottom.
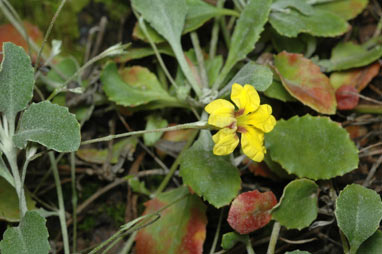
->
[[205, 83, 276, 162]]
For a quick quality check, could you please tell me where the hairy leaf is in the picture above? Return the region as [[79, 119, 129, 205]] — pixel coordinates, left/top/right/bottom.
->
[[13, 101, 81, 152], [265, 115, 359, 180], [335, 184, 382, 254], [0, 42, 34, 120], [180, 131, 241, 208], [272, 179, 318, 230]]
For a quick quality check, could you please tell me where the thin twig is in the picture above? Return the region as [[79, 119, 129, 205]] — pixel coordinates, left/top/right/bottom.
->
[[34, 0, 68, 71]]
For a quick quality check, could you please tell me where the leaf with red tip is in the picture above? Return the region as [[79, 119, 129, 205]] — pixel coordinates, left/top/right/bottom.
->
[[330, 62, 380, 92], [274, 52, 336, 114], [227, 190, 277, 234], [135, 187, 207, 254], [336, 85, 359, 110]]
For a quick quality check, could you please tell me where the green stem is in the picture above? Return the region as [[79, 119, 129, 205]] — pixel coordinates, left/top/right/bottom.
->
[[209, 0, 225, 59], [47, 43, 128, 101], [339, 229, 350, 254], [191, 32, 209, 89], [154, 129, 199, 197], [246, 239, 256, 254], [209, 208, 224, 254], [70, 152, 78, 253], [0, 116, 27, 217], [88, 194, 188, 254], [267, 222, 281, 254], [137, 15, 178, 90], [49, 152, 70, 254], [34, 0, 67, 71], [81, 120, 207, 145], [120, 231, 137, 254], [354, 104, 382, 114]]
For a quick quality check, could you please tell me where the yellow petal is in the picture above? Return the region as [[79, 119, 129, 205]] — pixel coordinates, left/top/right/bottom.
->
[[205, 99, 236, 128], [231, 83, 260, 114], [245, 104, 276, 133], [212, 128, 239, 156], [241, 126, 266, 162]]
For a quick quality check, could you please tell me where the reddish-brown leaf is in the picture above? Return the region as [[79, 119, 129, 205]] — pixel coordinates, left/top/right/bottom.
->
[[227, 190, 277, 234], [0, 22, 43, 62], [330, 62, 380, 92], [274, 52, 336, 114], [336, 85, 359, 110], [135, 187, 207, 254]]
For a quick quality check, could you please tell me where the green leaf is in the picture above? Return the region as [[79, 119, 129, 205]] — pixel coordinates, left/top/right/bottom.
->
[[274, 52, 336, 114], [220, 62, 273, 97], [144, 115, 168, 146], [263, 80, 296, 102], [272, 179, 318, 230], [271, 0, 315, 16], [43, 57, 81, 91], [265, 115, 359, 180], [319, 41, 382, 72], [135, 187, 207, 254], [269, 8, 349, 38], [132, 0, 201, 96], [128, 177, 151, 196], [335, 184, 382, 254], [205, 55, 223, 87], [101, 63, 178, 107], [76, 138, 138, 164], [13, 101, 81, 152], [0, 176, 36, 222], [220, 0, 272, 81], [285, 251, 311, 254], [0, 211, 50, 254], [185, 0, 239, 32], [358, 230, 382, 254], [0, 42, 34, 120], [221, 232, 249, 250], [315, 0, 368, 20], [179, 131, 241, 208]]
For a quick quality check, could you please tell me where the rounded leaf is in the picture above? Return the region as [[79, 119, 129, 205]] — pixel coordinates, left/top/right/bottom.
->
[[227, 190, 277, 234], [272, 179, 318, 230], [179, 131, 241, 208], [358, 230, 382, 254], [14, 101, 81, 152], [335, 85, 359, 110], [335, 184, 382, 254], [265, 115, 359, 180]]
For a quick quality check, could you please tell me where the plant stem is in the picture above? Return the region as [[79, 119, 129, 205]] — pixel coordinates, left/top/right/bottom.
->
[[34, 0, 67, 71], [246, 239, 256, 254], [354, 104, 382, 114], [339, 229, 350, 254], [191, 32, 209, 89], [267, 222, 281, 254], [81, 120, 207, 145], [136, 15, 178, 90], [49, 152, 70, 254], [70, 152, 78, 253], [47, 43, 129, 101], [153, 129, 199, 197], [0, 116, 27, 217], [120, 231, 137, 254], [209, 208, 224, 254], [209, 0, 225, 59]]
